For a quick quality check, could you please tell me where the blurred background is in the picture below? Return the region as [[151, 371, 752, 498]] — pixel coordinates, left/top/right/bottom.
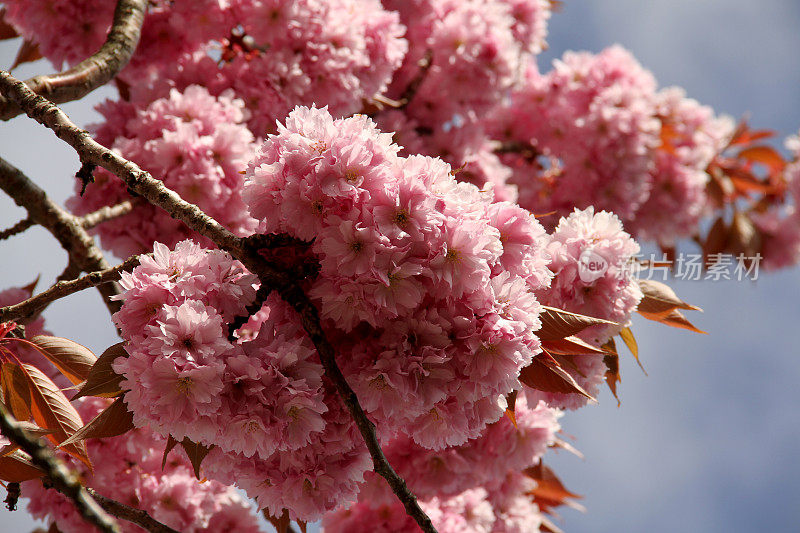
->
[[0, 0, 798, 531]]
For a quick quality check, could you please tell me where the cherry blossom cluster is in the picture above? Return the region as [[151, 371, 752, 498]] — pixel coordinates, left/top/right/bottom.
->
[[0, 287, 262, 532], [491, 46, 733, 244], [4, 0, 407, 137], [21, 398, 263, 533], [243, 106, 553, 448], [2, 0, 114, 68], [373, 0, 552, 184], [531, 207, 643, 410], [112, 240, 372, 520], [382, 0, 550, 124], [67, 85, 257, 257], [358, 395, 560, 503], [753, 130, 800, 269], [323, 471, 543, 532]]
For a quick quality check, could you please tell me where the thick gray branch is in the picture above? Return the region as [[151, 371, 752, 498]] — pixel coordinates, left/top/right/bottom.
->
[[0, 0, 147, 120]]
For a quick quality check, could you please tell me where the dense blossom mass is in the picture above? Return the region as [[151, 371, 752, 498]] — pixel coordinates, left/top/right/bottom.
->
[[2, 0, 799, 532], [22, 399, 263, 533]]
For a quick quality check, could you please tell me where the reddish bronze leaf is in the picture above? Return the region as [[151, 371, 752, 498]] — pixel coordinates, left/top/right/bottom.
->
[[727, 211, 761, 258], [59, 397, 134, 448], [601, 338, 621, 405], [0, 9, 19, 41], [22, 364, 90, 469], [520, 353, 595, 400], [526, 463, 584, 514], [161, 435, 180, 471], [704, 216, 729, 259], [738, 145, 786, 173], [73, 342, 128, 399], [1, 362, 31, 421], [0, 450, 44, 483], [618, 327, 646, 374], [505, 389, 518, 428], [658, 309, 707, 334], [538, 306, 617, 341], [637, 279, 701, 317], [10, 39, 42, 69], [180, 438, 213, 479], [543, 336, 609, 356], [29, 335, 97, 385]]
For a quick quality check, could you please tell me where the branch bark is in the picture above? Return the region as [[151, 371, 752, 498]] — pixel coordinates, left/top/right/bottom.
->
[[78, 200, 134, 230], [0, 256, 140, 323], [86, 488, 180, 533], [0, 215, 34, 240], [0, 156, 121, 318], [0, 0, 147, 121], [0, 402, 120, 533], [0, 70, 438, 533]]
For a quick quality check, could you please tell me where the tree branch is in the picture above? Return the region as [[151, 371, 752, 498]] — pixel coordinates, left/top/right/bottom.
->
[[277, 284, 438, 533], [0, 70, 438, 533], [0, 403, 120, 533], [0, 70, 246, 257], [85, 488, 180, 533], [0, 0, 147, 121], [0, 215, 34, 240], [78, 200, 134, 230], [0, 256, 140, 323], [0, 156, 121, 318]]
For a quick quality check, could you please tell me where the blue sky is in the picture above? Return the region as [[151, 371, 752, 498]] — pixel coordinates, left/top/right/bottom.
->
[[0, 1, 799, 532]]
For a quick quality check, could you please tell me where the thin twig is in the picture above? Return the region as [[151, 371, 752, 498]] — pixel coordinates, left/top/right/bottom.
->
[[0, 0, 147, 120], [277, 284, 438, 533], [0, 256, 140, 323], [0, 70, 245, 257], [78, 200, 134, 229], [0, 215, 34, 240], [86, 488, 180, 533], [0, 71, 438, 533], [0, 156, 121, 318], [0, 403, 120, 533]]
